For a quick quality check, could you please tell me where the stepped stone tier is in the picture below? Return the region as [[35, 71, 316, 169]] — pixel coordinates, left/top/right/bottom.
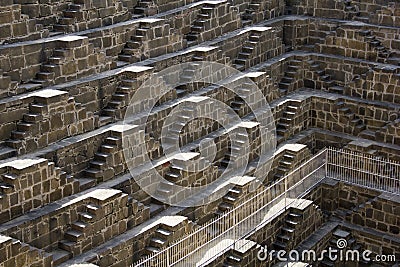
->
[[0, 0, 399, 266]]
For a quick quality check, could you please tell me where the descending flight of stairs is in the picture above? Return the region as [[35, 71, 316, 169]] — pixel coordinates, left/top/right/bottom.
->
[[101, 79, 139, 123], [215, 185, 243, 215], [272, 209, 304, 251], [242, 0, 263, 26], [117, 24, 151, 65], [185, 3, 215, 45], [76, 134, 122, 191], [278, 60, 302, 95], [134, 0, 157, 16], [275, 100, 301, 142], [273, 151, 296, 181], [335, 100, 366, 135], [307, 60, 344, 94], [358, 30, 399, 64], [233, 31, 263, 71]]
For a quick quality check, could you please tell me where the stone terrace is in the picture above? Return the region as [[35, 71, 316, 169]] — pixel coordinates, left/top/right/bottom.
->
[[0, 0, 399, 266]]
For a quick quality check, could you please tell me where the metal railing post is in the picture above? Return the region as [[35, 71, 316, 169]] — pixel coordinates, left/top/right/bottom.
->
[[325, 148, 329, 178]]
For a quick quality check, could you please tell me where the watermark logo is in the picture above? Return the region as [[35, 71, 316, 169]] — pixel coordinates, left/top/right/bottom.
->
[[336, 238, 347, 249], [122, 62, 276, 207], [257, 238, 396, 263]]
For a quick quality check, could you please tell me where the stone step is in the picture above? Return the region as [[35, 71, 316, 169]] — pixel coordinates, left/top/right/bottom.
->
[[238, 52, 251, 59], [16, 122, 34, 132], [84, 168, 103, 179], [65, 229, 84, 242], [329, 86, 344, 94], [191, 26, 203, 33], [118, 54, 134, 62], [144, 246, 160, 255], [333, 229, 351, 239], [222, 195, 236, 203], [233, 64, 245, 71], [273, 241, 287, 250], [122, 48, 138, 55], [282, 227, 295, 234], [51, 249, 72, 266], [101, 143, 118, 153], [126, 40, 141, 49], [277, 234, 291, 242], [165, 172, 180, 182], [41, 64, 59, 73], [78, 178, 96, 191], [136, 28, 148, 36], [11, 131, 28, 140], [48, 56, 65, 64], [58, 240, 75, 252], [186, 33, 199, 41], [226, 254, 242, 264], [63, 10, 84, 19], [89, 160, 107, 170], [78, 211, 95, 223], [71, 221, 90, 232], [154, 228, 172, 240], [218, 202, 233, 212], [53, 24, 72, 33], [99, 116, 113, 126], [86, 203, 102, 216], [149, 237, 167, 248], [234, 58, 247, 65], [249, 35, 260, 42], [0, 183, 14, 194], [0, 172, 16, 184]]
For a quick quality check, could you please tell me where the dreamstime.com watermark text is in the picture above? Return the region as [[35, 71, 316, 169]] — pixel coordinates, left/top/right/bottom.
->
[[257, 239, 396, 263]]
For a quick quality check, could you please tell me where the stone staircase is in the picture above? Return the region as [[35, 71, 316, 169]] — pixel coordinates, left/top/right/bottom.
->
[[215, 185, 243, 215], [358, 29, 396, 63], [134, 0, 157, 17], [76, 134, 123, 191], [223, 248, 246, 266], [19, 36, 109, 91], [275, 100, 302, 141], [21, 48, 70, 90], [186, 3, 215, 45], [101, 79, 139, 122], [307, 60, 344, 94], [375, 118, 400, 144], [0, 159, 79, 224], [335, 100, 366, 135], [117, 23, 152, 64], [0, 146, 16, 161], [53, 0, 129, 33], [273, 151, 296, 181], [143, 225, 172, 255], [334, 195, 379, 220], [278, 60, 303, 95], [9, 102, 47, 141], [143, 218, 193, 256], [230, 94, 249, 117], [233, 31, 263, 71], [6, 90, 95, 154], [58, 202, 101, 257], [56, 189, 138, 263], [242, 0, 264, 26], [176, 62, 202, 97], [320, 228, 370, 267], [272, 208, 304, 251], [218, 132, 248, 171]]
